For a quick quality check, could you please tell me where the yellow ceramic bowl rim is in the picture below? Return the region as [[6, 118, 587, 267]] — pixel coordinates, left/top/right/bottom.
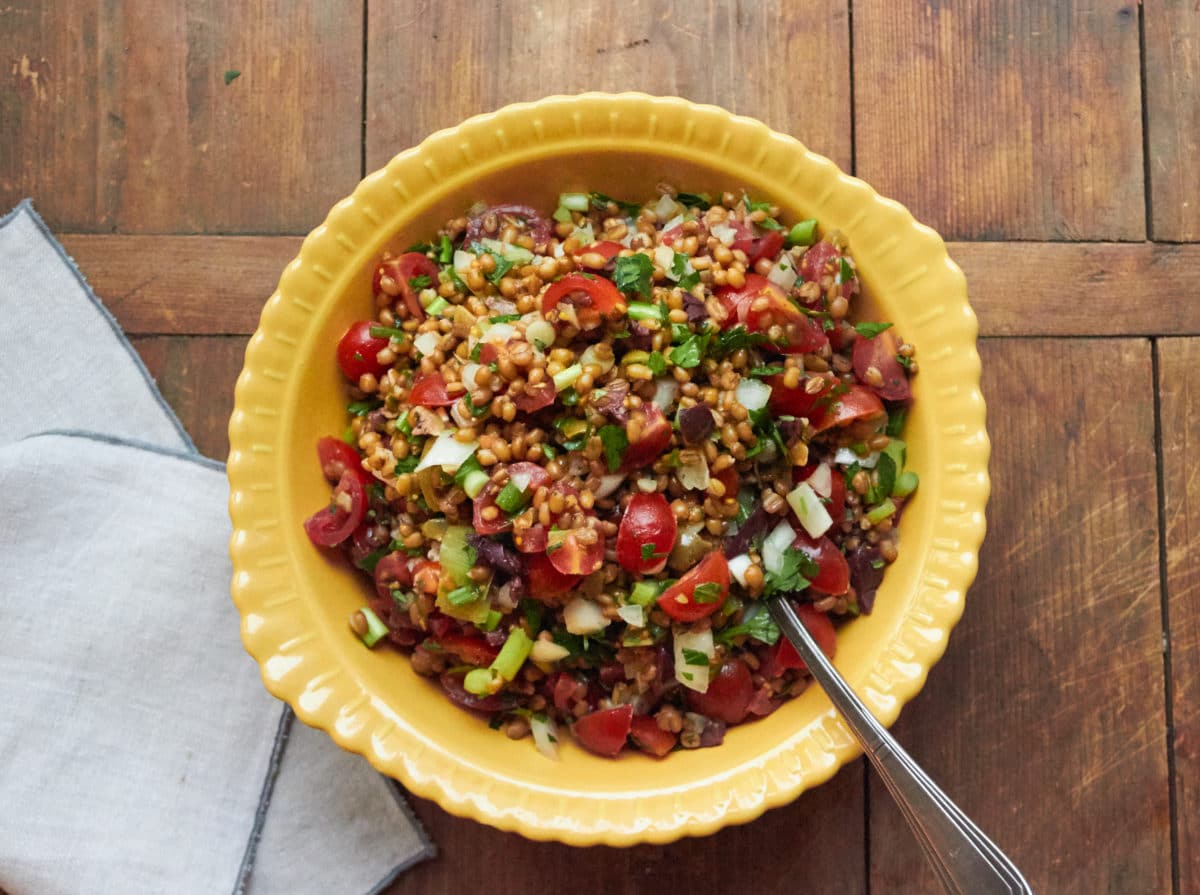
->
[[229, 92, 987, 846]]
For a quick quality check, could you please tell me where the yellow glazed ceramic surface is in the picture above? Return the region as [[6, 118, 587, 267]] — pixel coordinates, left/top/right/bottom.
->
[[228, 93, 987, 846]]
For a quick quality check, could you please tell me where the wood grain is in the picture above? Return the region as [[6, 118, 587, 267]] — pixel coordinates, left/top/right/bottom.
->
[[854, 1, 1145, 241], [1159, 338, 1200, 893], [131, 335, 248, 459], [868, 339, 1170, 893], [0, 1, 362, 234], [366, 0, 851, 172], [69, 235, 1200, 337], [395, 760, 865, 895], [1145, 0, 1200, 241]]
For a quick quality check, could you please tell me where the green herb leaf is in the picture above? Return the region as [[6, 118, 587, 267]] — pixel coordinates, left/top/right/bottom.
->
[[743, 195, 773, 214], [446, 585, 479, 606], [640, 543, 667, 561], [394, 455, 419, 475], [588, 191, 642, 217], [896, 354, 913, 370], [522, 598, 544, 632], [613, 253, 655, 298], [675, 191, 712, 209], [453, 453, 483, 489], [406, 241, 433, 254], [838, 256, 855, 284], [669, 332, 707, 368], [678, 270, 701, 290], [868, 452, 897, 505], [540, 443, 557, 460], [462, 391, 490, 418], [692, 582, 723, 604], [748, 365, 785, 378], [762, 551, 817, 598], [757, 216, 785, 231], [223, 69, 241, 85], [488, 313, 522, 323], [854, 321, 893, 339], [438, 235, 453, 264], [669, 252, 691, 282], [598, 424, 629, 473], [408, 275, 432, 290], [646, 351, 667, 377], [347, 399, 381, 416], [886, 406, 907, 437], [712, 326, 769, 357], [670, 322, 692, 343], [682, 648, 710, 667], [715, 611, 781, 646]]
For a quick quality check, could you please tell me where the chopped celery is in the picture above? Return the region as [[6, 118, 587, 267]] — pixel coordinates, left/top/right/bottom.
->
[[629, 580, 667, 607], [439, 526, 476, 587], [552, 206, 573, 223]]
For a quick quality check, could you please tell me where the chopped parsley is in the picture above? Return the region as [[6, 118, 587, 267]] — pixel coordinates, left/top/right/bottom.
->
[[886, 406, 907, 437], [715, 611, 781, 646], [598, 424, 628, 473], [588, 191, 642, 217], [462, 391, 490, 418], [640, 543, 668, 561], [762, 551, 819, 598], [748, 365, 785, 378], [469, 243, 514, 284], [743, 195, 773, 214], [675, 191, 712, 209], [347, 399, 381, 416], [521, 598, 544, 632], [646, 351, 668, 376], [757, 216, 784, 231], [406, 240, 433, 254], [711, 325, 769, 357], [488, 313, 522, 324], [408, 275, 432, 290], [896, 354, 913, 370], [394, 455, 419, 475], [669, 331, 708, 368], [868, 452, 897, 504], [612, 253, 655, 298], [223, 69, 240, 85], [692, 582, 723, 604], [854, 321, 893, 339], [838, 256, 855, 284], [681, 648, 710, 667]]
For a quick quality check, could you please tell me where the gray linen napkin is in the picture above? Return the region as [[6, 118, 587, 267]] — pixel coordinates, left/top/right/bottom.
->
[[0, 201, 434, 894]]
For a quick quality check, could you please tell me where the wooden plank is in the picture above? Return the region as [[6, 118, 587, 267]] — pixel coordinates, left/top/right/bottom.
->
[[131, 335, 247, 460], [365, 0, 851, 172], [69, 235, 1200, 337], [392, 760, 865, 895], [0, 2, 361, 233], [1159, 338, 1200, 892], [854, 1, 1145, 241], [1145, 1, 1200, 241], [62, 234, 301, 335], [869, 339, 1170, 893]]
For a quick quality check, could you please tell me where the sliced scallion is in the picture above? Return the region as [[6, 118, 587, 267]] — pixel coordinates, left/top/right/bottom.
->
[[355, 607, 389, 648], [559, 192, 590, 212], [491, 628, 533, 681], [552, 363, 582, 392], [787, 219, 818, 247], [424, 296, 450, 317], [866, 498, 897, 525], [495, 480, 529, 514], [892, 470, 919, 498], [463, 667, 498, 696], [627, 301, 665, 322], [369, 325, 406, 340]]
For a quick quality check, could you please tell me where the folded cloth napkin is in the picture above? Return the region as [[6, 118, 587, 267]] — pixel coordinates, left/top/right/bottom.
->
[[0, 201, 435, 894]]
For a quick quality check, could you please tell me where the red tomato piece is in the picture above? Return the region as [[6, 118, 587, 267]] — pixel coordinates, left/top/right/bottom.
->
[[374, 252, 439, 319], [852, 326, 912, 402], [317, 436, 372, 487], [713, 274, 769, 329], [303, 471, 366, 547], [547, 529, 604, 576], [799, 241, 840, 284], [526, 552, 582, 601], [685, 657, 754, 724], [573, 705, 633, 757], [810, 384, 886, 433], [743, 284, 828, 355], [766, 604, 837, 675], [552, 672, 586, 714], [373, 551, 413, 599], [630, 715, 677, 757], [435, 633, 501, 667], [541, 273, 624, 329], [747, 228, 785, 266], [657, 552, 731, 622], [513, 524, 549, 554], [827, 466, 847, 524], [620, 403, 672, 471], [409, 373, 457, 407], [728, 218, 758, 255], [510, 380, 556, 413], [765, 373, 833, 418], [615, 492, 677, 574], [581, 240, 623, 261], [791, 531, 850, 595], [473, 462, 551, 535], [336, 321, 390, 381]]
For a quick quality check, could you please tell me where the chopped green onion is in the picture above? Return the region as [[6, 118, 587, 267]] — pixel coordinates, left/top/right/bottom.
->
[[438, 235, 453, 264], [886, 406, 907, 437], [463, 668, 497, 696], [559, 192, 590, 212], [892, 470, 919, 498], [495, 480, 529, 514], [552, 205, 573, 223], [882, 437, 907, 471], [491, 628, 533, 681], [552, 363, 583, 392], [369, 325, 406, 340], [629, 580, 668, 606], [445, 584, 479, 606], [424, 297, 450, 317], [627, 301, 665, 322], [461, 468, 489, 499], [866, 498, 897, 525], [356, 607, 389, 648], [787, 219, 818, 247], [482, 610, 503, 632]]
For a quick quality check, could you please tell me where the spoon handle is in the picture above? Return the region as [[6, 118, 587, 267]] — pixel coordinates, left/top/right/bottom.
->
[[768, 599, 1034, 895]]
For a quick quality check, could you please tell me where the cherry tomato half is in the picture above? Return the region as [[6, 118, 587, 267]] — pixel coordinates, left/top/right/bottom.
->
[[742, 283, 828, 355], [765, 604, 837, 675], [657, 552, 731, 622], [541, 273, 624, 329], [303, 470, 366, 547], [714, 274, 769, 329], [317, 436, 371, 487], [526, 551, 581, 602], [374, 252, 439, 319], [685, 657, 754, 724], [513, 523, 549, 554], [373, 552, 412, 599], [336, 321, 390, 381], [573, 704, 633, 757], [799, 241, 841, 285], [547, 528, 604, 576], [630, 715, 677, 757], [811, 384, 886, 433], [435, 633, 500, 667], [581, 240, 623, 261], [747, 228, 785, 266], [620, 403, 672, 472], [852, 326, 912, 402], [510, 380, 556, 413], [409, 373, 457, 407], [791, 531, 850, 595], [766, 373, 833, 418], [615, 493, 677, 574]]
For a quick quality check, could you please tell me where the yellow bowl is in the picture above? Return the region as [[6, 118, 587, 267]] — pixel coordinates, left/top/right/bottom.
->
[[228, 93, 987, 846]]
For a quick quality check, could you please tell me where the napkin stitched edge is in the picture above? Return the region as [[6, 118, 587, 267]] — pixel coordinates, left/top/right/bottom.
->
[[1, 200, 198, 454]]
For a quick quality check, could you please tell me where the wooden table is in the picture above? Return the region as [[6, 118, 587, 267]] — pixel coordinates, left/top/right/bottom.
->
[[4, 3, 1196, 892]]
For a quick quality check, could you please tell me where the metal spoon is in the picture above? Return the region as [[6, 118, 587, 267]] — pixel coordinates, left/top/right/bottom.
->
[[768, 599, 1034, 895]]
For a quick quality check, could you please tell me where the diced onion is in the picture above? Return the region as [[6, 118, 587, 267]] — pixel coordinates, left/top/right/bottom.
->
[[653, 193, 679, 221], [570, 223, 595, 246], [767, 256, 799, 291], [806, 463, 833, 498], [787, 481, 833, 538], [594, 473, 626, 499], [530, 714, 560, 760], [711, 222, 737, 246], [762, 520, 796, 575], [482, 322, 515, 345], [510, 470, 533, 493], [652, 377, 680, 412], [560, 192, 590, 212], [834, 446, 879, 469], [413, 331, 440, 357], [677, 450, 710, 491], [460, 363, 482, 392], [653, 244, 675, 272], [564, 597, 609, 636], [660, 213, 685, 234], [727, 553, 753, 588], [414, 431, 478, 474], [673, 627, 714, 693], [530, 640, 571, 664], [580, 343, 615, 375], [525, 319, 556, 351], [453, 249, 474, 273], [734, 377, 772, 412], [636, 477, 658, 493], [617, 604, 645, 627], [449, 401, 475, 429]]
